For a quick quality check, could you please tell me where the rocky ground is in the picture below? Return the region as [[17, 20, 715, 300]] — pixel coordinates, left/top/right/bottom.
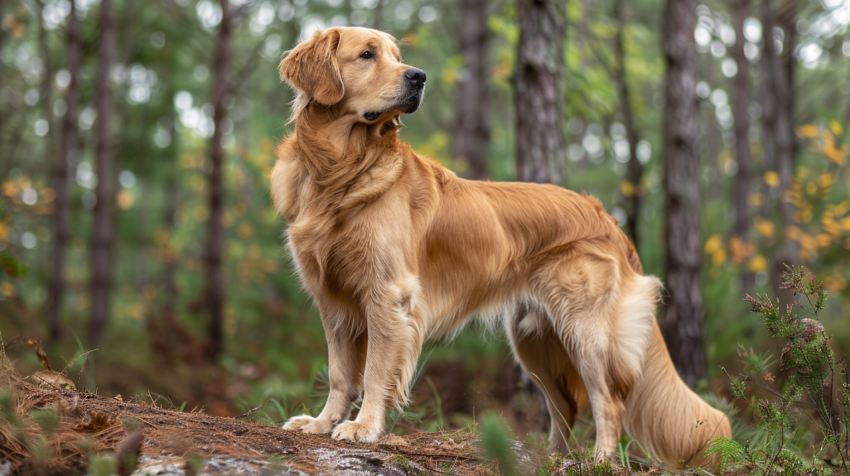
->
[[0, 360, 505, 475]]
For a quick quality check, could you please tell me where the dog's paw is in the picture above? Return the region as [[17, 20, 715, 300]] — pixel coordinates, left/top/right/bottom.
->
[[331, 420, 383, 443], [282, 415, 334, 434]]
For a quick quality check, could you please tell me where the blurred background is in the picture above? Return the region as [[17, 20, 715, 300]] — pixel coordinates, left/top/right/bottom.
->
[[0, 0, 849, 441]]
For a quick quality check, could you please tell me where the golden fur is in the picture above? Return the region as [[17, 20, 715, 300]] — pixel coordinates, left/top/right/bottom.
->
[[271, 26, 731, 468]]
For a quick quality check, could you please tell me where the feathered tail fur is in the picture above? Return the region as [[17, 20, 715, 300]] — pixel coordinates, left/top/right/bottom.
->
[[623, 320, 732, 468]]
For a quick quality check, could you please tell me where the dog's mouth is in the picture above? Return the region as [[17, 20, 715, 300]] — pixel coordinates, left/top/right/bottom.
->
[[363, 86, 424, 122]]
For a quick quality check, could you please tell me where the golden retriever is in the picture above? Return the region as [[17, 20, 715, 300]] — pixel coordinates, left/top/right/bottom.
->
[[271, 26, 731, 468]]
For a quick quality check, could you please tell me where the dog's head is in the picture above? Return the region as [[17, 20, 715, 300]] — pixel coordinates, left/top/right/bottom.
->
[[279, 27, 425, 123]]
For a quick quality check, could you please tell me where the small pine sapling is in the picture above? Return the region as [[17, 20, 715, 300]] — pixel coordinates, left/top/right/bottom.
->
[[708, 265, 848, 474]]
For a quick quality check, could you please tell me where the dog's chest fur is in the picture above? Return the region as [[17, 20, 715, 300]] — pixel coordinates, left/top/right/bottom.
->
[[271, 135, 416, 311]]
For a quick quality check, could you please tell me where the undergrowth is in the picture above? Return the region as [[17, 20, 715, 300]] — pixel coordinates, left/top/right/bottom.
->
[[707, 265, 849, 474]]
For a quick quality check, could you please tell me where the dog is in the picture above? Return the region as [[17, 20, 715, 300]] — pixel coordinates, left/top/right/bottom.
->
[[271, 26, 731, 468]]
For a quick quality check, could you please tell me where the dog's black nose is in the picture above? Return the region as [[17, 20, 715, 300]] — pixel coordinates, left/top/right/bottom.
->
[[404, 68, 426, 85]]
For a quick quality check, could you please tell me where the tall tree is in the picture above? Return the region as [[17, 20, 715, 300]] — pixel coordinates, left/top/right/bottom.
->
[[89, 0, 116, 347], [452, 0, 492, 180], [48, 0, 80, 344], [661, 0, 705, 386], [778, 0, 798, 158], [761, 0, 797, 307], [0, 0, 8, 140], [205, 0, 232, 358], [613, 0, 643, 248], [514, 0, 567, 184], [512, 0, 567, 434], [732, 0, 754, 294]]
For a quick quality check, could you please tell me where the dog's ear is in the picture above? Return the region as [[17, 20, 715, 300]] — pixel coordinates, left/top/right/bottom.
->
[[279, 28, 344, 106]]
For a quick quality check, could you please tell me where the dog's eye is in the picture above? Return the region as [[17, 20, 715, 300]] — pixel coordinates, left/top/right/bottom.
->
[[359, 50, 373, 60]]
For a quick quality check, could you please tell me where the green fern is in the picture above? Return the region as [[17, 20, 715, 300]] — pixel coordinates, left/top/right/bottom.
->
[[704, 437, 750, 473]]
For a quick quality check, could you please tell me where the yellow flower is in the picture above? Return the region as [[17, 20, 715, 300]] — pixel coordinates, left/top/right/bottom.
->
[[830, 120, 843, 136], [806, 181, 817, 195], [823, 142, 845, 165], [764, 171, 779, 187], [817, 173, 835, 188], [711, 249, 726, 266], [754, 217, 775, 238], [620, 181, 635, 197], [704, 234, 723, 254], [797, 124, 819, 138], [748, 255, 767, 272]]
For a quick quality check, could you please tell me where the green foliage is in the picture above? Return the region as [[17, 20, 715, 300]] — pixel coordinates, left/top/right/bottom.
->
[[480, 414, 517, 476], [710, 265, 849, 474], [705, 437, 750, 473], [29, 406, 59, 436], [590, 460, 614, 476], [0, 250, 27, 279], [86, 455, 117, 476]]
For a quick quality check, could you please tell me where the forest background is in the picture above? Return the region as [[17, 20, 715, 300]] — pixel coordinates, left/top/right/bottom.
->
[[1, 0, 850, 451]]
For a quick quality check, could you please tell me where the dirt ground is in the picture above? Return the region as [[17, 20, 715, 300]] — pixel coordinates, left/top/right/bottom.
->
[[0, 362, 510, 475]]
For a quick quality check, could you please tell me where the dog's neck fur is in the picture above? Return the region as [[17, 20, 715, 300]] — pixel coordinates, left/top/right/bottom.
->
[[291, 100, 406, 213]]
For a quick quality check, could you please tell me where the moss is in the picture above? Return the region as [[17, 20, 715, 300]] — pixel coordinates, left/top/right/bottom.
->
[[394, 454, 411, 471], [590, 460, 615, 476]]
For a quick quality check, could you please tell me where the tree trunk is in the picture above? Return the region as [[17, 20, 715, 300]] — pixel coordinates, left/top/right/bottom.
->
[[514, 0, 566, 185], [90, 0, 116, 347], [761, 0, 797, 307], [732, 0, 754, 294], [513, 0, 568, 437], [778, 0, 798, 158], [373, 0, 383, 30], [48, 0, 80, 345], [661, 0, 705, 386], [205, 0, 231, 359], [452, 0, 491, 180], [163, 173, 179, 317], [0, 0, 6, 136], [613, 0, 642, 248]]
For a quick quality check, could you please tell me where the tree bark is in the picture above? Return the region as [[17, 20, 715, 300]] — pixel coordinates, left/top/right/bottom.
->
[[778, 0, 798, 158], [90, 0, 116, 347], [163, 173, 179, 317], [205, 0, 232, 358], [761, 0, 797, 307], [661, 0, 705, 386], [613, 0, 642, 248], [452, 0, 492, 180], [732, 0, 754, 294], [514, 0, 566, 185], [0, 0, 8, 143], [48, 0, 80, 345]]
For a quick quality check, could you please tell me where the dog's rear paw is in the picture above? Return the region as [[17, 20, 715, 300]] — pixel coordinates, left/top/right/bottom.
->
[[331, 420, 383, 443], [282, 415, 334, 434]]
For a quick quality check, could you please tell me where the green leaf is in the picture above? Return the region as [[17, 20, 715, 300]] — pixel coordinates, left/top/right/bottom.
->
[[705, 437, 749, 473]]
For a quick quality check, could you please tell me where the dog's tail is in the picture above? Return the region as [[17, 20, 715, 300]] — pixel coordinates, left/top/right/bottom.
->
[[620, 306, 732, 469]]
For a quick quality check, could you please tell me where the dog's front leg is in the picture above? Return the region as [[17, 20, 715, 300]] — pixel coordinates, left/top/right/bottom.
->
[[332, 299, 424, 443], [283, 313, 367, 435]]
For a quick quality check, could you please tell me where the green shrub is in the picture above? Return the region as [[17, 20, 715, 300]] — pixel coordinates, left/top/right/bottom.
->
[[708, 265, 849, 474]]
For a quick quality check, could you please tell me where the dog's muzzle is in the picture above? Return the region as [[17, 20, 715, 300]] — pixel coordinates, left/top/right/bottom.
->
[[400, 68, 426, 113], [364, 68, 427, 121]]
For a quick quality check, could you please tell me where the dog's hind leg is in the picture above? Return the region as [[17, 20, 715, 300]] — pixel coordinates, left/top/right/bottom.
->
[[535, 252, 642, 462], [508, 307, 588, 455]]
